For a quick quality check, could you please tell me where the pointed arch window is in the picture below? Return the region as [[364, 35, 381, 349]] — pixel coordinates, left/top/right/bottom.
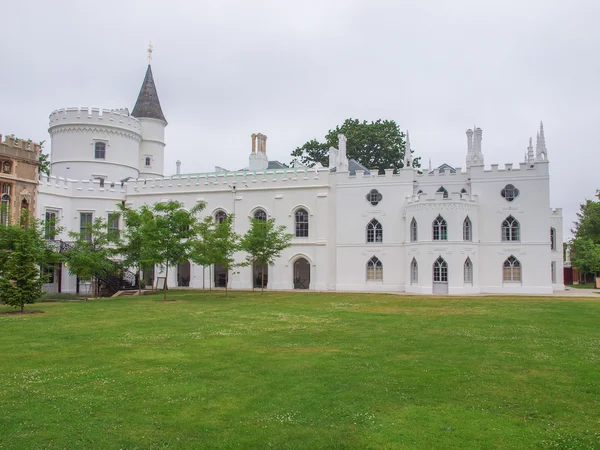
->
[[502, 216, 520, 241], [410, 218, 418, 242], [437, 186, 449, 198], [432, 215, 447, 241], [433, 256, 448, 282], [367, 219, 383, 243], [295, 208, 309, 237], [410, 258, 418, 284], [463, 216, 472, 241], [1, 183, 11, 226], [254, 209, 267, 221], [503, 255, 521, 282], [144, 156, 151, 167], [460, 188, 468, 194], [215, 210, 227, 224], [550, 227, 556, 251], [464, 257, 473, 284], [367, 256, 383, 281]]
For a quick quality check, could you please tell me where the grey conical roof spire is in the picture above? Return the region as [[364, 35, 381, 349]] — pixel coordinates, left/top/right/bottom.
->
[[132, 65, 167, 123]]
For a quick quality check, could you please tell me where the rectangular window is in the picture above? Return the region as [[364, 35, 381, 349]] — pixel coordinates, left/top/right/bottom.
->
[[94, 142, 106, 159], [551, 261, 556, 283], [108, 213, 119, 239], [45, 210, 58, 239], [80, 212, 93, 242]]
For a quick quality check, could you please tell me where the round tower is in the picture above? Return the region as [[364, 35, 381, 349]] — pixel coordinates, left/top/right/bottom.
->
[[48, 107, 142, 182], [131, 64, 167, 179]]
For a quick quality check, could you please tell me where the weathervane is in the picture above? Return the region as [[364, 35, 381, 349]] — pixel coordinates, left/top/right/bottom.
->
[[147, 41, 153, 64]]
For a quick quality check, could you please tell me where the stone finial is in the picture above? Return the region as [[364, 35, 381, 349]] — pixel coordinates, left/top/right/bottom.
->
[[527, 137, 534, 163], [466, 128, 473, 154], [251, 133, 257, 153], [536, 121, 547, 161], [176, 160, 181, 175], [404, 131, 413, 167]]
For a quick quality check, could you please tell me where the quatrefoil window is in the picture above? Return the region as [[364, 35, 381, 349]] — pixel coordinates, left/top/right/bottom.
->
[[501, 184, 519, 202], [366, 189, 382, 206]]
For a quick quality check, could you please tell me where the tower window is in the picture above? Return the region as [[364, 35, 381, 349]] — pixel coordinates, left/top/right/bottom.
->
[[502, 216, 520, 242], [366, 219, 383, 243], [366, 189, 382, 206], [295, 208, 309, 237], [145, 157, 151, 167], [94, 142, 106, 159], [437, 186, 449, 198], [433, 215, 447, 241]]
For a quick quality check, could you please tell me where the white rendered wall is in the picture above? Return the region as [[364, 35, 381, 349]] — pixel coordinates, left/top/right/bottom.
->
[[138, 118, 166, 178], [48, 108, 141, 182]]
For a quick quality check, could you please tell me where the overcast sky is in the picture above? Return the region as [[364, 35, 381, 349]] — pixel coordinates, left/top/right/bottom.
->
[[1, 0, 599, 238]]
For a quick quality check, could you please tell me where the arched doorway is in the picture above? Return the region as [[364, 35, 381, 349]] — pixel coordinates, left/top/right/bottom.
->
[[214, 265, 228, 288], [293, 258, 310, 289], [432, 256, 448, 294], [253, 261, 268, 289], [177, 261, 190, 287], [142, 265, 155, 290]]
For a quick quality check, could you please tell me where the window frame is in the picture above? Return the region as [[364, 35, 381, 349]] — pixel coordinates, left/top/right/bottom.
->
[[501, 184, 519, 202], [464, 257, 473, 284], [463, 216, 472, 241], [215, 210, 228, 224], [80, 212, 93, 242], [94, 141, 106, 160], [503, 255, 521, 282], [45, 209, 59, 240], [410, 218, 418, 242], [253, 209, 267, 221], [366, 256, 383, 281], [433, 256, 448, 282], [410, 258, 418, 284], [294, 208, 309, 238], [433, 215, 448, 241], [366, 218, 383, 243], [501, 216, 520, 242], [437, 186, 449, 198], [551, 261, 556, 283], [107, 213, 119, 238], [366, 189, 382, 206], [550, 227, 556, 251], [144, 156, 152, 167]]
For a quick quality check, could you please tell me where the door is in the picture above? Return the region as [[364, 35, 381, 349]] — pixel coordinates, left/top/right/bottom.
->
[[293, 258, 310, 289]]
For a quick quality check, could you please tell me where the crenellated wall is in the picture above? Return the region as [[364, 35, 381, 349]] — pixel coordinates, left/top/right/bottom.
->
[[49, 107, 142, 182]]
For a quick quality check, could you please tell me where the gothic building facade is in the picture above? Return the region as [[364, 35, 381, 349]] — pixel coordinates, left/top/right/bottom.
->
[[37, 63, 564, 294]]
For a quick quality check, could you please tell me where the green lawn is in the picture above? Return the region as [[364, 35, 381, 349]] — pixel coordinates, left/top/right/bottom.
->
[[1, 291, 600, 449]]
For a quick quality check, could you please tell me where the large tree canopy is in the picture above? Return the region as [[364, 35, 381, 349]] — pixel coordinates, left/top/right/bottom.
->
[[290, 119, 419, 173], [571, 191, 600, 280]]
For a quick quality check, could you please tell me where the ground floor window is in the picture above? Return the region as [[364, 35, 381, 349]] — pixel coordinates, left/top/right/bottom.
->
[[433, 256, 448, 282], [503, 256, 521, 282], [366, 256, 383, 281]]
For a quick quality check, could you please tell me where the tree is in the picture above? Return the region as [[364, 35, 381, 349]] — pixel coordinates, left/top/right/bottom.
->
[[143, 200, 205, 301], [571, 193, 600, 284], [240, 217, 293, 293], [210, 214, 241, 297], [0, 212, 59, 312], [189, 216, 217, 290], [66, 217, 119, 297], [37, 140, 50, 177], [117, 203, 155, 295], [290, 119, 420, 174]]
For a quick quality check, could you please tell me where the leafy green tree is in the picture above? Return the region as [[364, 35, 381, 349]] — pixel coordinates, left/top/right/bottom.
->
[[0, 212, 59, 312], [189, 216, 217, 290], [571, 238, 600, 281], [571, 192, 600, 283], [143, 200, 205, 301], [240, 218, 293, 293], [210, 214, 241, 297], [290, 119, 419, 173], [117, 204, 155, 295], [37, 140, 50, 177], [66, 217, 119, 297]]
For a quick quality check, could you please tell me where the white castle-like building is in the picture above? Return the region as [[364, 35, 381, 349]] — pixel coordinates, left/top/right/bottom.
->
[[38, 63, 564, 295]]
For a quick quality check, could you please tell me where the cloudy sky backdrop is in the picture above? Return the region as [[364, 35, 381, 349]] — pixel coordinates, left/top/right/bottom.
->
[[1, 0, 599, 237]]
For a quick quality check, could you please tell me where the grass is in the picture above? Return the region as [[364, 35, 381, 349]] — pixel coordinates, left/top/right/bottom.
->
[[1, 291, 600, 449]]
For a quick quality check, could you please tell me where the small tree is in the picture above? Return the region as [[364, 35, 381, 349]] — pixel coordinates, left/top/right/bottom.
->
[[210, 214, 241, 297], [571, 238, 600, 284], [66, 217, 119, 297], [240, 218, 293, 293], [571, 193, 600, 284], [37, 140, 50, 177], [189, 216, 217, 290], [0, 212, 59, 312], [117, 204, 155, 295], [143, 200, 205, 301]]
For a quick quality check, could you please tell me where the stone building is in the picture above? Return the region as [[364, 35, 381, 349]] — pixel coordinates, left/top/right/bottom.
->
[[0, 134, 40, 225]]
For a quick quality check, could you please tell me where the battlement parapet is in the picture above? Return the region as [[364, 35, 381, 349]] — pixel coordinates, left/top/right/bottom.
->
[[405, 191, 478, 205], [127, 167, 332, 194], [38, 174, 128, 197], [48, 107, 142, 135], [0, 134, 41, 160]]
